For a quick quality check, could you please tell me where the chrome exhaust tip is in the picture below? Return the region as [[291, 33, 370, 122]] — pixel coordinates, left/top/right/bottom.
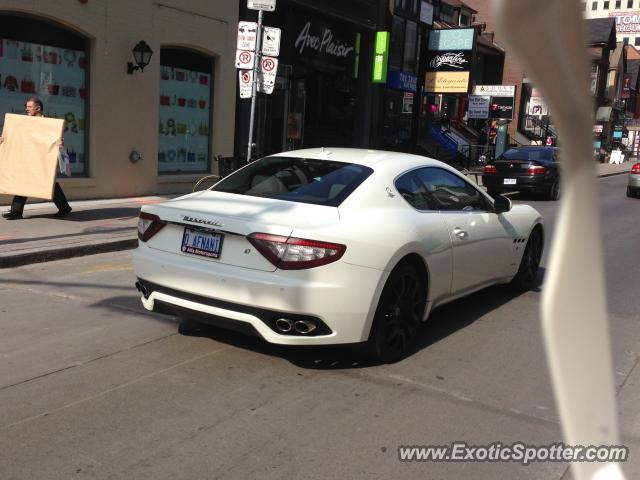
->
[[275, 318, 293, 333], [294, 320, 317, 334]]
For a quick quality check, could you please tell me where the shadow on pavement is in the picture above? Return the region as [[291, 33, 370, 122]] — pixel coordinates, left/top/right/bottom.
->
[[26, 206, 141, 222]]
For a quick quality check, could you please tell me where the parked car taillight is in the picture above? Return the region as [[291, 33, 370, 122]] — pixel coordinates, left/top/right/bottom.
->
[[483, 165, 497, 174], [138, 212, 166, 242], [528, 165, 547, 175], [631, 163, 640, 174], [247, 233, 346, 270]]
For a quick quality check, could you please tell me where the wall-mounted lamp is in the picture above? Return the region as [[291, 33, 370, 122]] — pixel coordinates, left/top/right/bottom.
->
[[127, 40, 153, 74]]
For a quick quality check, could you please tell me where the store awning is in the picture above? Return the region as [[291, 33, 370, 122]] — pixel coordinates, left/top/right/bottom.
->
[[595, 106, 612, 121]]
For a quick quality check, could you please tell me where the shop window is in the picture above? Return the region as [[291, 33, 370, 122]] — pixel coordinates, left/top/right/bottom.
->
[[403, 21, 418, 74], [635, 37, 640, 46], [159, 48, 213, 174], [0, 14, 88, 176], [389, 16, 406, 71]]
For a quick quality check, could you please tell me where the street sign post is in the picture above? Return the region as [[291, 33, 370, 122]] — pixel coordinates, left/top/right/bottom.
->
[[242, 0, 279, 161], [248, 0, 276, 11]]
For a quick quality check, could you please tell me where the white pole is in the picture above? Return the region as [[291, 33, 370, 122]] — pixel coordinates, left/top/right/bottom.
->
[[247, 9, 263, 162]]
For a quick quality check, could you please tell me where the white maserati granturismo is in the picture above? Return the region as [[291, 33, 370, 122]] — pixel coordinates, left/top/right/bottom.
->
[[133, 148, 543, 362]]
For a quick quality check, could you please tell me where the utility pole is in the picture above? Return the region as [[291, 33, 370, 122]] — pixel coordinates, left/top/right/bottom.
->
[[247, 9, 263, 162]]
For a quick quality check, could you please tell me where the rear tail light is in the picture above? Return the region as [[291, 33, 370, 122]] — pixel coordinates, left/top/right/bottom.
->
[[483, 165, 497, 174], [632, 163, 640, 174], [528, 165, 547, 175], [247, 233, 346, 270], [138, 212, 166, 242]]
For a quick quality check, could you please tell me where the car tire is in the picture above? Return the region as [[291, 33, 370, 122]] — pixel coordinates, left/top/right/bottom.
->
[[510, 226, 543, 291], [547, 180, 560, 201], [627, 186, 634, 198], [367, 263, 427, 363]]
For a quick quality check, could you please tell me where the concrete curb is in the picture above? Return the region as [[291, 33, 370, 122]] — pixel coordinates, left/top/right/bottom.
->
[[0, 238, 138, 269]]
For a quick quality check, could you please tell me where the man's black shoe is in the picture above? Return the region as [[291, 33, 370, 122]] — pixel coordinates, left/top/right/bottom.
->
[[54, 206, 72, 217], [2, 211, 23, 220]]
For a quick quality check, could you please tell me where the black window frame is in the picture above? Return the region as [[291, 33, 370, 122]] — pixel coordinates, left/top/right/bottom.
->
[[592, 1, 598, 9], [603, 1, 610, 9]]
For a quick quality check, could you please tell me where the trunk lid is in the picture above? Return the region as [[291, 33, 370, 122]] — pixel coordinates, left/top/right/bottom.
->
[[141, 191, 341, 272]]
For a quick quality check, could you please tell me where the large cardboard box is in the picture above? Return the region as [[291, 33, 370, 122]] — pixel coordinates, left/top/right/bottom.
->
[[0, 113, 65, 200]]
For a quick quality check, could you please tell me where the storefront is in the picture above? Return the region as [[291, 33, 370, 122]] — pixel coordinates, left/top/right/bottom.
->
[[236, 0, 379, 159], [0, 1, 237, 203]]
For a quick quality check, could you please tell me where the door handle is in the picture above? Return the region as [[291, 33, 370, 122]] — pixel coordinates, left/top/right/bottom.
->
[[453, 228, 468, 239]]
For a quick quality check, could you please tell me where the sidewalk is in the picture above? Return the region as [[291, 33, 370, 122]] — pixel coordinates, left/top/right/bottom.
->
[[0, 161, 634, 269]]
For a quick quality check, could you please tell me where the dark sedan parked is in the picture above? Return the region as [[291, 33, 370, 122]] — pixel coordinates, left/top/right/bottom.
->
[[482, 146, 560, 200]]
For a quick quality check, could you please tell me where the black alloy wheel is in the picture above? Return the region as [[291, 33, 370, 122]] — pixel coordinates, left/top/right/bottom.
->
[[368, 264, 427, 363], [547, 180, 560, 201], [510, 227, 543, 291]]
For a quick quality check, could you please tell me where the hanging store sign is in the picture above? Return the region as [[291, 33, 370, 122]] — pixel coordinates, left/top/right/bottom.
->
[[472, 85, 516, 97], [248, 0, 276, 11], [262, 26, 281, 56], [372, 31, 390, 83], [490, 96, 514, 120], [468, 95, 491, 119], [426, 51, 472, 72], [237, 21, 258, 51], [424, 71, 470, 93], [427, 28, 475, 51], [420, 1, 434, 25], [387, 70, 417, 92]]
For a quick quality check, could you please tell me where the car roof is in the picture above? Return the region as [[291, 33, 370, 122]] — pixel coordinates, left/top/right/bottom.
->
[[268, 147, 451, 172]]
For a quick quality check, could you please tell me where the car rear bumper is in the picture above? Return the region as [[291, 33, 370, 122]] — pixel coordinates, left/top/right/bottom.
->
[[132, 244, 387, 345], [482, 174, 554, 193], [629, 173, 640, 189]]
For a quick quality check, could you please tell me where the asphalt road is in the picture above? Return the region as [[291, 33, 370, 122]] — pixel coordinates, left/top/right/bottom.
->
[[0, 174, 638, 480]]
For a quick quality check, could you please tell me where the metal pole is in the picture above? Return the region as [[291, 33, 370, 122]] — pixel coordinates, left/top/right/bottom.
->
[[247, 9, 263, 162]]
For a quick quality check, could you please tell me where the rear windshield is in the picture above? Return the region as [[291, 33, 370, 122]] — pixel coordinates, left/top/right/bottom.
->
[[500, 147, 555, 162], [212, 156, 373, 207]]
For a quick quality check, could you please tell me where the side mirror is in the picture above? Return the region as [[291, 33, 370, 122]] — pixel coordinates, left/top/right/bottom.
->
[[493, 194, 512, 214]]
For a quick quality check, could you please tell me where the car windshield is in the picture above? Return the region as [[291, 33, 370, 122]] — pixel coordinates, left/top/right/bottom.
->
[[500, 147, 554, 161], [212, 156, 373, 207]]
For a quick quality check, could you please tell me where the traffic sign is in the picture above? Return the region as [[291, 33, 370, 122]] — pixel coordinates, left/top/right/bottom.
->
[[235, 49, 255, 69], [262, 27, 281, 56], [239, 70, 253, 98], [248, 0, 276, 11], [258, 56, 278, 94], [237, 21, 257, 51]]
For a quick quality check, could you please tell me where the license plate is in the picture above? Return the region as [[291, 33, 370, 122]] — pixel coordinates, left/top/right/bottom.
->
[[503, 178, 517, 185], [181, 227, 224, 259]]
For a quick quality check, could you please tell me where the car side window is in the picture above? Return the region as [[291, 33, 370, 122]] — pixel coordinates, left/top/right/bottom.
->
[[395, 171, 437, 210], [414, 167, 491, 212]]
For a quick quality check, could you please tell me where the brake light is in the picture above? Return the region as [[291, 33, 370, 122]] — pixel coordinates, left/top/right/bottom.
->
[[483, 165, 497, 174], [632, 163, 640, 174], [138, 212, 166, 242], [528, 165, 546, 175], [248, 233, 346, 270]]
